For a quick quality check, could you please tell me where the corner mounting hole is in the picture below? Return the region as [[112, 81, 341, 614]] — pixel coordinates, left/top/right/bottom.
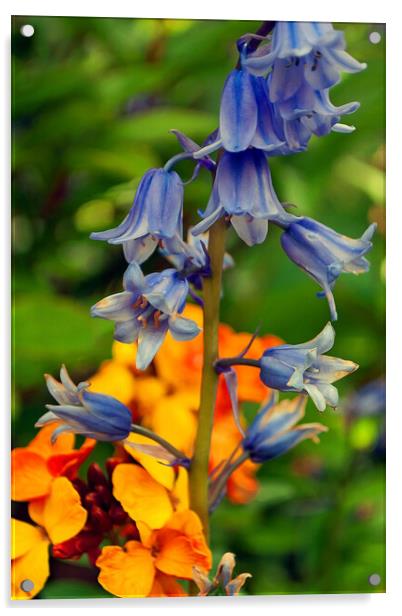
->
[[368, 573, 381, 586], [20, 24, 35, 38], [369, 31, 381, 44], [20, 579, 34, 592]]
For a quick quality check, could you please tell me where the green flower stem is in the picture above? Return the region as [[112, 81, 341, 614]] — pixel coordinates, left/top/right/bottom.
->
[[189, 216, 227, 540]]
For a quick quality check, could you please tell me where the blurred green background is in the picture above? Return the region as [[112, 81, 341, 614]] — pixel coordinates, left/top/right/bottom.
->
[[12, 16, 385, 598]]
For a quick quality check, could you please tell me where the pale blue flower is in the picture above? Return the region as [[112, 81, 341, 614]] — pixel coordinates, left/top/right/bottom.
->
[[242, 393, 328, 462], [192, 149, 290, 246], [280, 217, 376, 320], [90, 168, 184, 259], [36, 365, 132, 442], [91, 262, 200, 370], [260, 322, 358, 411]]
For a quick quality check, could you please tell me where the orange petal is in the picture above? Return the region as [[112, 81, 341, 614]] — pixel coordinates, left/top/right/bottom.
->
[[112, 464, 173, 529], [88, 360, 136, 406], [43, 477, 87, 544], [11, 449, 52, 501], [47, 438, 96, 479], [161, 511, 212, 573], [149, 572, 187, 597], [11, 519, 44, 559], [124, 433, 175, 490], [27, 423, 75, 459], [11, 520, 50, 600], [155, 532, 199, 579], [97, 541, 155, 598]]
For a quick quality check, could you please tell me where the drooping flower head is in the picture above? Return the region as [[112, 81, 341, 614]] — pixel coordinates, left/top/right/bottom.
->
[[243, 22, 367, 87], [91, 167, 184, 260], [35, 365, 132, 441], [259, 322, 358, 411], [279, 217, 376, 320], [192, 148, 290, 246], [91, 262, 201, 370], [242, 393, 328, 463]]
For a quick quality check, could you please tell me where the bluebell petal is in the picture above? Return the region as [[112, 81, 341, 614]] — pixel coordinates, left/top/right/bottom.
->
[[144, 270, 188, 315], [91, 292, 134, 322], [293, 322, 335, 355], [269, 57, 305, 103], [123, 236, 158, 264], [219, 69, 258, 152], [312, 355, 358, 382], [114, 319, 140, 343], [222, 368, 244, 436], [331, 123, 356, 133], [192, 204, 225, 237], [249, 424, 326, 462], [303, 384, 327, 411], [231, 215, 268, 245], [122, 261, 146, 294], [45, 374, 78, 406], [168, 316, 201, 341], [35, 410, 60, 426], [136, 320, 169, 370]]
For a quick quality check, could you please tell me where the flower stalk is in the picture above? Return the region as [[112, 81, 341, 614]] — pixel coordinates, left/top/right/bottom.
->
[[189, 216, 227, 540]]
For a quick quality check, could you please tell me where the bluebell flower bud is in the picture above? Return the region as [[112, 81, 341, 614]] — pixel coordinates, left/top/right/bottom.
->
[[91, 262, 201, 370], [259, 322, 358, 411], [280, 216, 376, 320], [242, 394, 328, 463], [192, 149, 290, 246], [35, 365, 132, 442], [90, 168, 184, 259]]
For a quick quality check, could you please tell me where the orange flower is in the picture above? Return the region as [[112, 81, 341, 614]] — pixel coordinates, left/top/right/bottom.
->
[[87, 360, 136, 406], [11, 477, 87, 599], [155, 303, 283, 404], [11, 423, 95, 502], [97, 510, 211, 598]]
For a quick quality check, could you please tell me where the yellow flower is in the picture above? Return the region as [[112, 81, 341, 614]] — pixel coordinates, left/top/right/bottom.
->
[[11, 477, 87, 599]]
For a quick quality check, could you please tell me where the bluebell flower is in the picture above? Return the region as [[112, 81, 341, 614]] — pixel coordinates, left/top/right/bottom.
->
[[243, 21, 366, 87], [242, 393, 328, 462], [91, 262, 201, 370], [192, 149, 290, 246], [279, 216, 376, 320], [90, 167, 184, 259], [35, 365, 132, 442], [193, 68, 286, 156], [259, 322, 358, 411]]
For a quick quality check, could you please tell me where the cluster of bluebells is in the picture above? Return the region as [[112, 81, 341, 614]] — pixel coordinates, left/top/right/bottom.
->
[[33, 20, 373, 528], [32, 20, 373, 450]]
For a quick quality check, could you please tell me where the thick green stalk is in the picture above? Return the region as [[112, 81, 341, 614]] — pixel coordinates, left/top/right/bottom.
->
[[189, 217, 226, 540]]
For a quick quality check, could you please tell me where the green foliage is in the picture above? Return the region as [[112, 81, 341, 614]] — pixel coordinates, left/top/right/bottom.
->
[[12, 16, 385, 597]]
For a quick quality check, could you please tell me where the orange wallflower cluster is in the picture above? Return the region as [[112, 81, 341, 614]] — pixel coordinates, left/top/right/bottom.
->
[[11, 304, 281, 599]]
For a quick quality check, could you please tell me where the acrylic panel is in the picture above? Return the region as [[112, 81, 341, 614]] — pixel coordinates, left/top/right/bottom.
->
[[11, 16, 385, 600]]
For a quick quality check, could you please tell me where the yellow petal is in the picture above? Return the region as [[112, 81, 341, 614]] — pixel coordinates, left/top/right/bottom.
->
[[11, 525, 50, 600], [11, 449, 52, 501], [11, 519, 44, 559], [150, 394, 197, 456], [97, 542, 155, 598], [124, 433, 175, 490], [112, 340, 138, 368], [112, 464, 173, 529], [171, 467, 189, 512], [43, 477, 87, 544], [134, 377, 168, 413], [88, 360, 136, 406], [28, 498, 46, 527]]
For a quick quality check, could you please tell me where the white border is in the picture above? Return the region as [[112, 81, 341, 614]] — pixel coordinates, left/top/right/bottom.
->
[[2, 0, 401, 614]]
